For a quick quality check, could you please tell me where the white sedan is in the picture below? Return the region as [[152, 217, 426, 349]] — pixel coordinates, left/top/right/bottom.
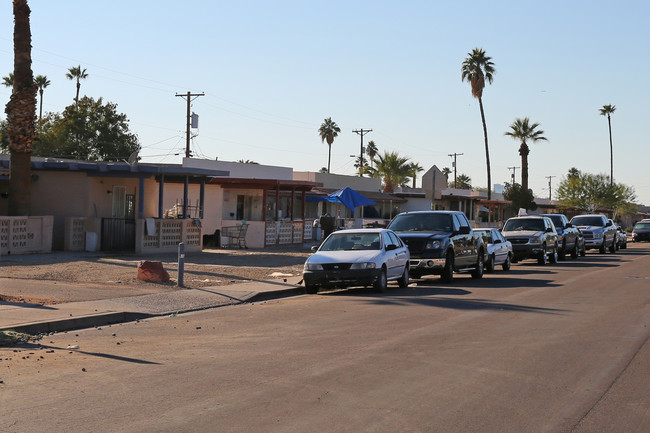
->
[[474, 228, 513, 272], [303, 228, 410, 293]]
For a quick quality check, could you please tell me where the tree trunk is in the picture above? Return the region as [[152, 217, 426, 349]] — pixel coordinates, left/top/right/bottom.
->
[[327, 143, 331, 173], [608, 115, 613, 186], [478, 97, 491, 200], [9, 151, 31, 215], [5, 0, 37, 216], [519, 142, 530, 192]]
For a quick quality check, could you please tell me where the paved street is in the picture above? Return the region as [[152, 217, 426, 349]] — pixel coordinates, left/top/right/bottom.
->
[[2, 245, 649, 433]]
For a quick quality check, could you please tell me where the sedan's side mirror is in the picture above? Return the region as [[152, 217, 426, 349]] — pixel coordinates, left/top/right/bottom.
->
[[311, 245, 319, 253], [565, 223, 573, 228], [545, 227, 553, 233], [458, 226, 471, 235], [385, 244, 397, 251], [606, 221, 613, 227], [494, 239, 502, 244]]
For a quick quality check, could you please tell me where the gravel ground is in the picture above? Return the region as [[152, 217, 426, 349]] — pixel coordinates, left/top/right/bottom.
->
[[0, 247, 311, 304]]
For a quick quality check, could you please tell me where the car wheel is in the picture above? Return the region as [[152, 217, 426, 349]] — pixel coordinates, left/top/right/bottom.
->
[[570, 242, 579, 259], [599, 243, 607, 254], [374, 268, 388, 292], [502, 254, 511, 271], [538, 244, 549, 265], [580, 244, 586, 256], [471, 249, 484, 279], [304, 283, 319, 294], [398, 267, 410, 288], [485, 254, 495, 273], [609, 240, 617, 253], [558, 247, 566, 261], [440, 250, 454, 283], [549, 246, 558, 264], [621, 241, 627, 250]]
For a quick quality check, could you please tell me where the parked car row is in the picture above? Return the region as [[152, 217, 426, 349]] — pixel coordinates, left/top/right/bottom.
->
[[302, 211, 640, 294]]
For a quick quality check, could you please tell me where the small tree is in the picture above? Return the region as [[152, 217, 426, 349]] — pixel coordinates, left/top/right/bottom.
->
[[318, 117, 340, 173], [35, 97, 140, 161], [503, 182, 537, 212]]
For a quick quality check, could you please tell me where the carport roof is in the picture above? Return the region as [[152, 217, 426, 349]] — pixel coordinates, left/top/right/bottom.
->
[[0, 156, 229, 180]]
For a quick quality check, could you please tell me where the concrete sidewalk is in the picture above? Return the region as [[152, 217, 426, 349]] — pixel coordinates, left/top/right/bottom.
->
[[0, 277, 305, 335]]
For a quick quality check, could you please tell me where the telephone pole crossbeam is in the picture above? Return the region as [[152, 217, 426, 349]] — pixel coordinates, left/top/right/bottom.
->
[[176, 91, 205, 158], [352, 128, 372, 177]]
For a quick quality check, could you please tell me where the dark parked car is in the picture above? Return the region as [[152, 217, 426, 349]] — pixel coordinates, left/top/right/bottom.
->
[[632, 221, 650, 242], [387, 211, 485, 283], [501, 216, 559, 265], [571, 214, 617, 254], [541, 213, 584, 260]]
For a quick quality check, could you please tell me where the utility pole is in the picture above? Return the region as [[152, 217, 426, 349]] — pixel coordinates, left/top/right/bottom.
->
[[448, 152, 464, 187], [507, 166, 520, 184], [546, 175, 556, 200], [175, 91, 205, 158], [352, 128, 372, 177]]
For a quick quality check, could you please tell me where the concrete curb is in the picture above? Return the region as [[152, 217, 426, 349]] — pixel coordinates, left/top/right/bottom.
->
[[2, 285, 306, 336]]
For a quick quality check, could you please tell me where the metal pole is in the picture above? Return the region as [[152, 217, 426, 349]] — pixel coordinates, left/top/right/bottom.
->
[[177, 242, 185, 287]]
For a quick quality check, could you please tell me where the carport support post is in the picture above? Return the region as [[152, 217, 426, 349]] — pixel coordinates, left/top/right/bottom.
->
[[177, 242, 185, 287]]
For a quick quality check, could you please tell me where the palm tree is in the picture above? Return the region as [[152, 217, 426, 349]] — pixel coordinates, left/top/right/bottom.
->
[[34, 74, 50, 120], [461, 48, 495, 199], [409, 162, 424, 188], [455, 174, 472, 189], [368, 151, 412, 193], [2, 73, 14, 88], [599, 104, 616, 186], [504, 117, 548, 193], [365, 140, 378, 168], [66, 65, 88, 106], [5, 0, 37, 215], [353, 155, 370, 174], [318, 117, 340, 173]]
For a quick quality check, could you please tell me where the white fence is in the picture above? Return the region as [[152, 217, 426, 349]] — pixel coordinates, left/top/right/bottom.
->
[[0, 216, 53, 256]]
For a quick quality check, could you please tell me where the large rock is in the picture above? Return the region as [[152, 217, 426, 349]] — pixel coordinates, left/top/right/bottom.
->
[[137, 261, 170, 283]]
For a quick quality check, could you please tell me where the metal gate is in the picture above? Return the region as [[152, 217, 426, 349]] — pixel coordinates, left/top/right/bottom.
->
[[101, 218, 136, 251]]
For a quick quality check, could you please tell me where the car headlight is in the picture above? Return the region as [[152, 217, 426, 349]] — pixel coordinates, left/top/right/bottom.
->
[[350, 262, 376, 270], [304, 262, 323, 271], [529, 237, 542, 245], [425, 240, 442, 249]]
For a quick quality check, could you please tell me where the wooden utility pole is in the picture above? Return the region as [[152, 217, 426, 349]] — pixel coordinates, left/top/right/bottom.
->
[[352, 128, 372, 177], [507, 166, 520, 184], [175, 91, 204, 158], [546, 175, 556, 200], [448, 152, 463, 187]]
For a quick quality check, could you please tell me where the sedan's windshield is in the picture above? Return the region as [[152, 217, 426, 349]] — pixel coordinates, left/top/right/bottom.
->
[[319, 233, 381, 251], [503, 218, 545, 232], [572, 216, 605, 226], [388, 213, 452, 232], [635, 223, 650, 230], [545, 215, 563, 228], [475, 230, 493, 243]]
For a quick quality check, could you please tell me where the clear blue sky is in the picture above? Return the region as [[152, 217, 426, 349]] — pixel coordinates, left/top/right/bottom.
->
[[2, 1, 649, 205]]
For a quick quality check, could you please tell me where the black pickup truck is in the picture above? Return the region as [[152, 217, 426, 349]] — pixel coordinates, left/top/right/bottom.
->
[[387, 211, 485, 283]]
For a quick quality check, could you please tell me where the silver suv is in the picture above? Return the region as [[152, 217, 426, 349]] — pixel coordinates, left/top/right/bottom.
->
[[570, 214, 617, 254]]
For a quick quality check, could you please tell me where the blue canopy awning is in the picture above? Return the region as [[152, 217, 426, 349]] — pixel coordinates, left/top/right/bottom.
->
[[306, 187, 377, 212]]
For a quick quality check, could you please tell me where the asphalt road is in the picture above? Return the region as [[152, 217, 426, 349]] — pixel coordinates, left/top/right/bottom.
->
[[2, 244, 649, 433]]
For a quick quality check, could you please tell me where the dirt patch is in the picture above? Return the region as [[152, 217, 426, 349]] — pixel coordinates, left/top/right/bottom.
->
[[0, 248, 310, 305]]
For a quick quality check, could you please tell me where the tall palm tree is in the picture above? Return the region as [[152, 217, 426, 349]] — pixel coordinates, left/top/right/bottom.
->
[[368, 151, 411, 193], [34, 74, 50, 120], [66, 65, 88, 106], [2, 73, 14, 88], [318, 117, 340, 173], [599, 104, 616, 186], [504, 117, 548, 193], [461, 48, 495, 199], [5, 0, 37, 216], [409, 162, 424, 188], [365, 140, 378, 168]]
